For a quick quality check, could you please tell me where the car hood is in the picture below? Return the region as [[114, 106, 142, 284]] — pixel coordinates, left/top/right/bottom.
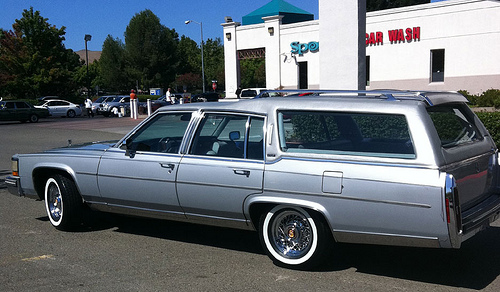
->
[[43, 140, 118, 154]]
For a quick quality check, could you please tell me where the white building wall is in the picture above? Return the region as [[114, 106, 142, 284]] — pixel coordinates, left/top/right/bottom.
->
[[279, 21, 320, 89], [223, 0, 500, 97], [319, 0, 366, 90], [366, 0, 500, 94]]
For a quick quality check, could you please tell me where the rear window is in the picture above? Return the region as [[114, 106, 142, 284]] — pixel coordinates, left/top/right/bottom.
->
[[427, 104, 483, 148], [278, 111, 415, 159]]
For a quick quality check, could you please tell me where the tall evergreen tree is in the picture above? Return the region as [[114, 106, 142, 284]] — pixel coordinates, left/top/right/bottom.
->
[[124, 10, 178, 91], [99, 35, 127, 92]]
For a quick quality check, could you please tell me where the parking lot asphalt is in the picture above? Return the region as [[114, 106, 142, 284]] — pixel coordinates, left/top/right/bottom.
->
[[0, 115, 145, 173], [2, 115, 500, 291]]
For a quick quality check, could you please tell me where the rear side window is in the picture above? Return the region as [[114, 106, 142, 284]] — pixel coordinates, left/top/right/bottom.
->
[[427, 104, 483, 148], [278, 111, 415, 159], [190, 113, 264, 160]]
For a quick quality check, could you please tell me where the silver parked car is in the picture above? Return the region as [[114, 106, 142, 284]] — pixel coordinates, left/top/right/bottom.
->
[[6, 90, 500, 269], [100, 95, 130, 117], [35, 99, 82, 118]]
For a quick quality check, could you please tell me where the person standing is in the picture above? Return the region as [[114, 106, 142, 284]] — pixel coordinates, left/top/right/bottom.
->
[[166, 88, 174, 104], [235, 86, 242, 99], [85, 97, 94, 118], [130, 89, 138, 119]]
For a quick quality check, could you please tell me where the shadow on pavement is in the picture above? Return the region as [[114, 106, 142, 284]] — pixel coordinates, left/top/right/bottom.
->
[[319, 226, 500, 289], [32, 205, 500, 289]]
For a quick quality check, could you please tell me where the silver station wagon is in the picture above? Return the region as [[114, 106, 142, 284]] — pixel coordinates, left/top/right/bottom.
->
[[6, 90, 500, 269]]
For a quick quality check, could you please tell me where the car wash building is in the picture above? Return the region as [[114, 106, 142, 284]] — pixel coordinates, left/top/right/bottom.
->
[[222, 0, 500, 98]]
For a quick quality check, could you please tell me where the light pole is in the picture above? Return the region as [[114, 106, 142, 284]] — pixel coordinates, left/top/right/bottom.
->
[[84, 34, 92, 98], [185, 20, 205, 93]]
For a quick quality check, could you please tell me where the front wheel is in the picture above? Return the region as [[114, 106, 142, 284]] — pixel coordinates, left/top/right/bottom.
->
[[259, 205, 331, 269], [29, 114, 39, 123], [44, 174, 83, 230], [67, 109, 76, 118]]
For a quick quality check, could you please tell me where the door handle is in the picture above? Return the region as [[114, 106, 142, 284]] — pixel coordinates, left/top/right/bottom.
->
[[160, 163, 175, 173], [233, 169, 250, 177]]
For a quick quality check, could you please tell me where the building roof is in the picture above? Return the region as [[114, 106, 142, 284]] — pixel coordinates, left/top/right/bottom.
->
[[242, 0, 314, 25]]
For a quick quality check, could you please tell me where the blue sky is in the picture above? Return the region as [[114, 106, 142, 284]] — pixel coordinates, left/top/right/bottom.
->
[[0, 0, 318, 52]]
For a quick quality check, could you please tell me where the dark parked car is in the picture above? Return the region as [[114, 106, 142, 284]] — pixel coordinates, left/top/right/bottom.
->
[[0, 100, 50, 123], [191, 92, 220, 102]]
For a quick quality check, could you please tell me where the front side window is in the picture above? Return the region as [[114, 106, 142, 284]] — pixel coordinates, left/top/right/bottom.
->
[[15, 102, 30, 108], [278, 111, 415, 159], [427, 104, 483, 148], [190, 113, 264, 160], [124, 112, 192, 153]]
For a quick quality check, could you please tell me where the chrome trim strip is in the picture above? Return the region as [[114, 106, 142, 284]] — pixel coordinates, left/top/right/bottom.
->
[[97, 173, 175, 183], [445, 174, 463, 248], [88, 202, 253, 230], [176, 180, 263, 192], [333, 230, 440, 248], [262, 188, 432, 209], [266, 156, 436, 170], [181, 155, 265, 164]]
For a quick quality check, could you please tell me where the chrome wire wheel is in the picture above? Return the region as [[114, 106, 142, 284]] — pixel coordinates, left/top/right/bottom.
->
[[45, 178, 63, 226], [261, 206, 319, 267]]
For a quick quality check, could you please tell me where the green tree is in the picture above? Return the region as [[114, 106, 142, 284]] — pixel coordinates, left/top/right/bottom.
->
[[99, 35, 127, 92], [0, 7, 81, 98], [203, 38, 225, 91], [74, 60, 101, 97], [124, 9, 179, 91], [177, 35, 200, 75], [240, 58, 266, 89]]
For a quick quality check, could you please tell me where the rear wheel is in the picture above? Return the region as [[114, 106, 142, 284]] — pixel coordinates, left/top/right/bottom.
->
[[67, 109, 76, 118], [29, 114, 39, 123], [259, 205, 332, 269], [44, 174, 83, 230]]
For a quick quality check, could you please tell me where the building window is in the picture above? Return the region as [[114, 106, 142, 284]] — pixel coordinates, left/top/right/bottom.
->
[[299, 61, 308, 89], [431, 49, 445, 82], [366, 56, 370, 86]]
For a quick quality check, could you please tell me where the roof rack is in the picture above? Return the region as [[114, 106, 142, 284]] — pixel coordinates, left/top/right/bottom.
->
[[255, 89, 468, 106]]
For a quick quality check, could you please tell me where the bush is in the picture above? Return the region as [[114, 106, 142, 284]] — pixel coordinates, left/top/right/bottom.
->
[[476, 112, 500, 147], [462, 89, 500, 108]]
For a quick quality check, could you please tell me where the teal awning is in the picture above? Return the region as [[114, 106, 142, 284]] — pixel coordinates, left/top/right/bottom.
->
[[242, 0, 314, 25]]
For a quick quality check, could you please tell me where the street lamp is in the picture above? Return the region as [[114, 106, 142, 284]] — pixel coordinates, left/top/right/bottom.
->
[[185, 20, 205, 93], [84, 34, 92, 98]]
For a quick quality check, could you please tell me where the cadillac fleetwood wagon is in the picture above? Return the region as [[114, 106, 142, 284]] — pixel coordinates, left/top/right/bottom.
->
[[6, 90, 500, 269]]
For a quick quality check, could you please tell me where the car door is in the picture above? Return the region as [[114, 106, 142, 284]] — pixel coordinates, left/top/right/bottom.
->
[[44, 101, 59, 116], [176, 112, 265, 224], [14, 102, 31, 120], [97, 112, 193, 214]]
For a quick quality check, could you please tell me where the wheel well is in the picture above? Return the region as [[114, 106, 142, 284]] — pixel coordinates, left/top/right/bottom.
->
[[248, 203, 331, 235], [33, 168, 75, 200]]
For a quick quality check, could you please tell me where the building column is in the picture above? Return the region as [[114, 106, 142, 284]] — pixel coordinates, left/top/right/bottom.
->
[[319, 0, 366, 90], [222, 21, 240, 99], [263, 15, 283, 90]]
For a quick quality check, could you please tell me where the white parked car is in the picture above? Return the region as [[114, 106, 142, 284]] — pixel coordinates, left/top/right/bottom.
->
[[35, 99, 82, 118]]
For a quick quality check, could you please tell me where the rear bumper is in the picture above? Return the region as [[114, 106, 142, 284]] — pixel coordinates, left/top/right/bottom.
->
[[461, 193, 500, 241]]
